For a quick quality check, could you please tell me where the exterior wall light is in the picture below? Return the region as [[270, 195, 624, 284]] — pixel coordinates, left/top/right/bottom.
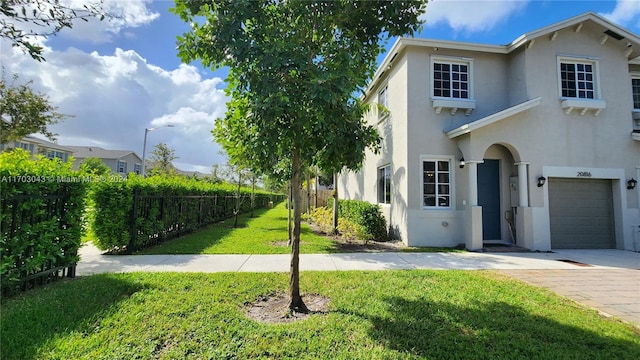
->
[[537, 176, 547, 187], [628, 178, 638, 190], [459, 157, 465, 169]]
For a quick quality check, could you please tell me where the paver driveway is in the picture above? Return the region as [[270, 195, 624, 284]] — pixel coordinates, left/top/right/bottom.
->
[[501, 250, 639, 327]]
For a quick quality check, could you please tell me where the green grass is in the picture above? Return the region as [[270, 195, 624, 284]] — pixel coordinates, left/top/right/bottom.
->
[[81, 227, 96, 244], [2, 271, 638, 359], [136, 203, 338, 254], [135, 203, 463, 255]]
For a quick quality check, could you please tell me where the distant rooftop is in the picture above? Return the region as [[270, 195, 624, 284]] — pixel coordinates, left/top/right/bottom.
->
[[66, 146, 141, 160]]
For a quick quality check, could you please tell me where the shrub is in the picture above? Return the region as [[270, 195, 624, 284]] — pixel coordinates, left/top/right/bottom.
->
[[337, 218, 363, 241], [0, 149, 88, 295], [91, 175, 284, 252], [325, 199, 389, 241], [310, 206, 334, 234]]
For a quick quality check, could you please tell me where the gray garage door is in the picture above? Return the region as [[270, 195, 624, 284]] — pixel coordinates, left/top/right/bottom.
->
[[549, 178, 615, 249]]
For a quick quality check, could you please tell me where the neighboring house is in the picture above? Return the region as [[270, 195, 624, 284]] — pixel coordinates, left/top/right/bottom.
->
[[67, 146, 143, 176], [340, 12, 640, 252], [0, 136, 74, 161]]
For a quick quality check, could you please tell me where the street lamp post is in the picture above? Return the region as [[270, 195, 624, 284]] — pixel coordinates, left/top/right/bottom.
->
[[141, 125, 174, 177]]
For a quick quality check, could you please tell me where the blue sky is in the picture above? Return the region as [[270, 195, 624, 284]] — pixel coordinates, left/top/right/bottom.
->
[[2, 0, 640, 172]]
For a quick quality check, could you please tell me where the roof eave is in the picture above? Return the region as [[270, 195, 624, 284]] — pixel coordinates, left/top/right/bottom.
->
[[446, 97, 542, 139], [508, 12, 640, 55]]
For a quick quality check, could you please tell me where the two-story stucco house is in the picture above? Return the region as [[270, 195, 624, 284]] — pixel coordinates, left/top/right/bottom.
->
[[340, 12, 640, 251], [1, 136, 75, 161], [67, 146, 143, 176]]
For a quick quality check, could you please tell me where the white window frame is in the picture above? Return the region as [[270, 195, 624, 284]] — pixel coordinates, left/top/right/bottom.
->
[[420, 155, 454, 209], [378, 84, 389, 120], [631, 73, 640, 110], [47, 150, 67, 161], [557, 56, 601, 100], [377, 164, 391, 204], [15, 141, 34, 154], [134, 163, 142, 175], [117, 160, 127, 174], [430, 56, 474, 101]]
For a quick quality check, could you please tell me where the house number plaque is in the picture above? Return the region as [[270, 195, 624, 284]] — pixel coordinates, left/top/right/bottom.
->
[[576, 171, 592, 177]]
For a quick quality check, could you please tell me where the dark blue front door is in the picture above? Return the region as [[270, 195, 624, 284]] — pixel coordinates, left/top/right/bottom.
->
[[478, 160, 501, 240]]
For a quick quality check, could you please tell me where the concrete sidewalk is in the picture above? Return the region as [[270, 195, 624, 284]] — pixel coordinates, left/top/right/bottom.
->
[[77, 244, 639, 326], [77, 244, 639, 275]]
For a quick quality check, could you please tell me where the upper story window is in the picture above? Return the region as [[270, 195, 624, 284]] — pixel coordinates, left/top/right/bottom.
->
[[378, 85, 389, 119], [431, 56, 475, 116], [14, 141, 34, 154], [632, 76, 640, 110], [134, 163, 142, 175], [433, 62, 470, 99], [117, 160, 127, 174], [560, 62, 594, 99], [422, 159, 451, 208], [377, 164, 391, 204], [557, 56, 605, 116]]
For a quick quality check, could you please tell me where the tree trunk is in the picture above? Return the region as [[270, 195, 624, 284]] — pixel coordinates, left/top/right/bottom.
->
[[315, 167, 319, 208], [306, 171, 311, 215], [289, 148, 308, 312], [234, 171, 242, 228], [287, 180, 292, 246], [332, 173, 339, 234], [250, 175, 256, 218]]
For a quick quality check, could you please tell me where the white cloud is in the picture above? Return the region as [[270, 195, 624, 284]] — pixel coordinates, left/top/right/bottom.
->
[[422, 0, 529, 33], [0, 0, 159, 47], [1, 45, 228, 171], [600, 0, 640, 29], [59, 0, 160, 43]]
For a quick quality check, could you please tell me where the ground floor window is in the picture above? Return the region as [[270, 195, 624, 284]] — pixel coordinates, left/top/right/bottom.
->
[[377, 165, 391, 204], [47, 150, 68, 162], [117, 160, 127, 174], [423, 160, 450, 208]]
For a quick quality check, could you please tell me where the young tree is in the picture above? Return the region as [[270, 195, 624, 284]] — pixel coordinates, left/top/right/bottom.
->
[[174, 0, 426, 312], [0, 72, 68, 143], [148, 142, 177, 176], [0, 0, 112, 61]]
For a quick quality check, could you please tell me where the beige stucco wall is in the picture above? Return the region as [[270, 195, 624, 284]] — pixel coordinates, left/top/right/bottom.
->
[[339, 47, 412, 240], [342, 20, 640, 250]]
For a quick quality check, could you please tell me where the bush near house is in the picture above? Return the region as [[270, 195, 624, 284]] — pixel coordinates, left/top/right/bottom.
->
[[0, 149, 88, 296], [316, 199, 389, 242], [91, 175, 283, 253]]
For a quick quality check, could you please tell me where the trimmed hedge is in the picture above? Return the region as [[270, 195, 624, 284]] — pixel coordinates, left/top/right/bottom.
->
[[91, 175, 283, 252], [1, 149, 88, 295], [326, 198, 389, 241]]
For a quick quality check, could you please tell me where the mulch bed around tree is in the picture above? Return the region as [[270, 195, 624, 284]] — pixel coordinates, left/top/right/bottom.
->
[[245, 292, 331, 324]]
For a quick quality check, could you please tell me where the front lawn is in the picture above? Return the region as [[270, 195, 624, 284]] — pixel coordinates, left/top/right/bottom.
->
[[136, 203, 338, 254], [2, 271, 639, 359], [134, 202, 461, 255]]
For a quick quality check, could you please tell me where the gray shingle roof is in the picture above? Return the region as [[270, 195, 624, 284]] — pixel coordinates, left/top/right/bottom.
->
[[20, 136, 75, 152], [65, 146, 141, 161]]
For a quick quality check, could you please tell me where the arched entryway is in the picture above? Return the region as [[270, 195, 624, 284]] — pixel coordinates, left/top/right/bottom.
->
[[478, 144, 519, 244]]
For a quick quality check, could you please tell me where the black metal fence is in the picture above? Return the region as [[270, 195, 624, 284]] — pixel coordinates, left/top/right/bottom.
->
[[126, 193, 285, 253], [1, 192, 81, 296]]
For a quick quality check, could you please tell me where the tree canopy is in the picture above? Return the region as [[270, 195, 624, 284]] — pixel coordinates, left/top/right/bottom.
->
[[173, 0, 427, 311], [0, 0, 111, 61], [0, 72, 68, 143], [148, 142, 178, 176]]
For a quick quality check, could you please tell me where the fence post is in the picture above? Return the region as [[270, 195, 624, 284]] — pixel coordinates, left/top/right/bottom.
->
[[159, 195, 165, 242], [127, 188, 139, 254]]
